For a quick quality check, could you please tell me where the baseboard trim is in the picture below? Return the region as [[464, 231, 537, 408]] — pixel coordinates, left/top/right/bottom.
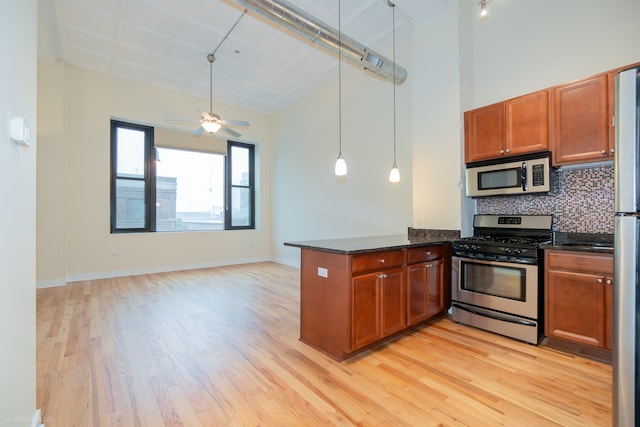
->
[[36, 279, 66, 289], [37, 257, 278, 288]]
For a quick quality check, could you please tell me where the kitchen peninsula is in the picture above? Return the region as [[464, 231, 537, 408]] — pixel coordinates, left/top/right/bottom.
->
[[285, 232, 457, 361]]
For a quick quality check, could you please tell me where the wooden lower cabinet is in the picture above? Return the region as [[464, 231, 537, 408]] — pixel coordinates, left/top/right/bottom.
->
[[544, 250, 613, 360], [299, 244, 449, 361], [352, 266, 405, 349]]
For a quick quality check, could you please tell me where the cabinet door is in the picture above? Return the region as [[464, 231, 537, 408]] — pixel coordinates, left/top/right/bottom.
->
[[380, 267, 406, 338], [546, 269, 606, 348], [351, 272, 381, 350], [552, 74, 610, 165], [605, 276, 614, 350], [505, 90, 549, 155], [407, 259, 445, 325], [464, 102, 505, 163], [407, 263, 428, 325], [425, 258, 445, 318]]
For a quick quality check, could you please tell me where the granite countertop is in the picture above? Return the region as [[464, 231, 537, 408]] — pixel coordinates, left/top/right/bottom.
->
[[541, 232, 614, 255], [284, 234, 451, 255]]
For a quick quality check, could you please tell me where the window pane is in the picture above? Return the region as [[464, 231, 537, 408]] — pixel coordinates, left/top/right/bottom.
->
[[231, 187, 251, 227], [117, 128, 146, 177], [156, 148, 225, 231], [231, 145, 249, 185], [115, 179, 146, 229]]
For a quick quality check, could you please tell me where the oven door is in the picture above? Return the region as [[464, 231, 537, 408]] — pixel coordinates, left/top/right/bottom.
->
[[452, 256, 539, 319]]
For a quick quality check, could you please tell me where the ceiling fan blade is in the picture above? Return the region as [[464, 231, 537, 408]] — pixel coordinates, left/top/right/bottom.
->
[[220, 126, 241, 137], [166, 119, 200, 124], [193, 126, 205, 136], [220, 119, 250, 127]]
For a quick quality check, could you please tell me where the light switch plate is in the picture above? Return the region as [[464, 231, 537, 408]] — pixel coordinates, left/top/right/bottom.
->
[[10, 117, 30, 147]]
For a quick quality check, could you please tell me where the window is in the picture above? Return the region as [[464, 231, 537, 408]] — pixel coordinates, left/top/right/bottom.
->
[[110, 120, 255, 233], [227, 142, 255, 229]]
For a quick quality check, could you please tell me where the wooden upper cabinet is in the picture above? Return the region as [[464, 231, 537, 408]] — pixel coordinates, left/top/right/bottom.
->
[[464, 102, 505, 163], [551, 74, 611, 165], [465, 90, 549, 163], [505, 90, 549, 156]]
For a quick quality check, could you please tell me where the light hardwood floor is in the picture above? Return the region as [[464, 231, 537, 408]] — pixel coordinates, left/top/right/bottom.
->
[[36, 262, 612, 426]]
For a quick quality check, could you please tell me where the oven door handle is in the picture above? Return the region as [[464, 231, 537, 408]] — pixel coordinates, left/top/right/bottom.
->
[[452, 303, 537, 327]]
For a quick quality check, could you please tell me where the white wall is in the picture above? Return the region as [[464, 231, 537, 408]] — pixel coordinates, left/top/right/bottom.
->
[[271, 35, 413, 266], [36, 64, 274, 285], [471, 0, 640, 108], [411, 2, 465, 231], [0, 0, 37, 424]]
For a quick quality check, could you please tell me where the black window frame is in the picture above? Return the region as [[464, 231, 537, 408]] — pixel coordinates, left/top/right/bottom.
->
[[110, 120, 255, 233], [110, 120, 155, 233], [226, 141, 256, 230]]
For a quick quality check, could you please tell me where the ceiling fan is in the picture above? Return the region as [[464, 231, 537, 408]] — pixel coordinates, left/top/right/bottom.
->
[[167, 53, 250, 138], [167, 10, 250, 138]]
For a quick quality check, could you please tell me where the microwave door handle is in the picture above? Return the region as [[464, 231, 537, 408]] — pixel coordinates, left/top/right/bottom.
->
[[521, 162, 528, 192]]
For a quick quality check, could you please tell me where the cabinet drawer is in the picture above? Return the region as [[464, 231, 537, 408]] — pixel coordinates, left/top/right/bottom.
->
[[352, 250, 404, 274], [546, 250, 613, 274], [406, 245, 443, 264]]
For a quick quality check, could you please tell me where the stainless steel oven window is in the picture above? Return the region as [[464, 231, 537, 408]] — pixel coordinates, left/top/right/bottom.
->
[[460, 260, 527, 301]]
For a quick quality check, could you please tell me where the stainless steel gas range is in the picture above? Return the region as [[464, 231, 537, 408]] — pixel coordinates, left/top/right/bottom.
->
[[451, 214, 553, 344]]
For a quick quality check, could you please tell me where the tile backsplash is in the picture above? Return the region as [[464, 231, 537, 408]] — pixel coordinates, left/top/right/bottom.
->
[[476, 163, 614, 234]]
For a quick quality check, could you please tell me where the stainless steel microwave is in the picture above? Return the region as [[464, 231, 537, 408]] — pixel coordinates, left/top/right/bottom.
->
[[466, 151, 552, 197]]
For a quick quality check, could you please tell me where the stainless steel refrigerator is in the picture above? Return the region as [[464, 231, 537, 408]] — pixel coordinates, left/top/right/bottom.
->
[[614, 65, 640, 426]]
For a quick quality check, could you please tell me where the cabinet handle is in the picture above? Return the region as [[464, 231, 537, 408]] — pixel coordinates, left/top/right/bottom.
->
[[425, 251, 431, 256], [606, 279, 612, 285], [505, 148, 510, 153], [425, 264, 433, 269], [597, 278, 603, 284], [379, 273, 387, 279], [601, 150, 607, 155], [378, 258, 385, 264], [499, 149, 505, 154], [610, 148, 615, 154]]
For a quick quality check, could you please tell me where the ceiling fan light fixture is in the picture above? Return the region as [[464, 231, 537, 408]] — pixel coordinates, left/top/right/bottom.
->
[[201, 121, 221, 133]]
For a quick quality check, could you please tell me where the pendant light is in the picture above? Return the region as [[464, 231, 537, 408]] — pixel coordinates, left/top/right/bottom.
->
[[334, 0, 347, 176], [388, 1, 400, 183], [479, 0, 488, 18]]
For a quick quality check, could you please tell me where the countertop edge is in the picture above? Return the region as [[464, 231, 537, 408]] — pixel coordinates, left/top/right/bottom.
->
[[284, 235, 451, 255]]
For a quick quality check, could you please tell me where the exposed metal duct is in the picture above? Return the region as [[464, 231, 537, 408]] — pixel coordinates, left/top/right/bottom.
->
[[230, 0, 407, 85]]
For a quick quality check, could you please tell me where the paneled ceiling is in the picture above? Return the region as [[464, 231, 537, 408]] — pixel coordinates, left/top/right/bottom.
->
[[38, 0, 448, 114]]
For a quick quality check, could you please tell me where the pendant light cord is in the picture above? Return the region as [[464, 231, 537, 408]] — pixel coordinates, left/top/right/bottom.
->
[[391, 1, 396, 167], [338, 0, 342, 156]]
